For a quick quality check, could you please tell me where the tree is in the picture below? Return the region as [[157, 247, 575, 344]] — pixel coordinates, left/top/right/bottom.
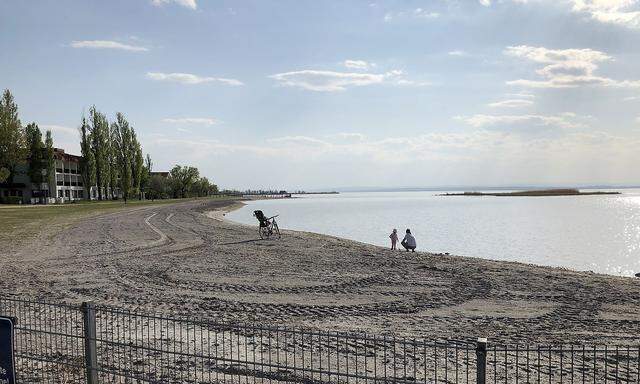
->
[[0, 89, 27, 183], [25, 122, 45, 185], [44, 130, 54, 191], [148, 174, 169, 199], [79, 116, 96, 198], [139, 154, 152, 198], [169, 165, 199, 198], [108, 122, 119, 199], [131, 130, 144, 197], [190, 177, 218, 197], [89, 106, 110, 200], [111, 113, 132, 200]]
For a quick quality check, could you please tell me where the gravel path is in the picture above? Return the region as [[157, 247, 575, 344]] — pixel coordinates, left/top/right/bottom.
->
[[1, 198, 639, 345]]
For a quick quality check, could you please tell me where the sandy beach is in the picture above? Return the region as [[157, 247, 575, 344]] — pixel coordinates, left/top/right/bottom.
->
[[1, 198, 639, 345]]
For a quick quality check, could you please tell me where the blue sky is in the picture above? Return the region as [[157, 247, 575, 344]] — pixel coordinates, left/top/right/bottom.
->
[[1, 0, 640, 190]]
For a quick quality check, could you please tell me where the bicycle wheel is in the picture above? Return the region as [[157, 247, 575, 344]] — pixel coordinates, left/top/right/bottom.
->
[[272, 220, 281, 239], [259, 225, 270, 239]]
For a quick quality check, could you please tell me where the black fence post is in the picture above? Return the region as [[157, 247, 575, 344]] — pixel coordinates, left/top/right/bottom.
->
[[82, 302, 98, 384], [476, 337, 487, 384]]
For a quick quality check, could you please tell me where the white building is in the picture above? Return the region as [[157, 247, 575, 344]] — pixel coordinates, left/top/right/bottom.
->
[[52, 148, 86, 202]]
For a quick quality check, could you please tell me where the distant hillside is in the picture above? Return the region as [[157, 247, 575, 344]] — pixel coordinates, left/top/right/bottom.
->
[[439, 189, 621, 197]]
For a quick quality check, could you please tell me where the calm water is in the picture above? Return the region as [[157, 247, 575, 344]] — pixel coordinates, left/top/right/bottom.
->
[[226, 190, 640, 276]]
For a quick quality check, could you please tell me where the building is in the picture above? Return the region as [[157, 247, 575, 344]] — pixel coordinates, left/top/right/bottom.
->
[[150, 171, 169, 178], [0, 148, 89, 204], [52, 148, 86, 202]]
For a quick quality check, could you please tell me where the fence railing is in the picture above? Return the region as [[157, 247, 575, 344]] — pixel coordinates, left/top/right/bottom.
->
[[0, 295, 638, 384]]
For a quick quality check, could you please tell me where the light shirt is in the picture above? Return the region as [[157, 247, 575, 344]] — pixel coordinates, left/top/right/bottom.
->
[[403, 233, 416, 248]]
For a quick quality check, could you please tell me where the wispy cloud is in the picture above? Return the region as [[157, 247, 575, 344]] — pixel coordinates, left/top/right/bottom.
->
[[455, 113, 586, 129], [146, 72, 244, 86], [448, 50, 468, 57], [488, 99, 534, 108], [151, 0, 197, 10], [343, 60, 375, 70], [479, 0, 492, 6], [162, 117, 218, 126], [70, 40, 149, 52], [384, 8, 440, 22], [570, 0, 640, 29], [324, 132, 367, 141], [505, 45, 640, 88], [40, 124, 78, 136], [269, 69, 410, 92], [412, 8, 441, 18]]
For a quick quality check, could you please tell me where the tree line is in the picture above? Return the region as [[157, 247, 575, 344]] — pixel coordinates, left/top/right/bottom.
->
[[79, 106, 149, 201], [148, 165, 218, 200], [81, 107, 218, 200], [0, 89, 55, 192], [1, 88, 219, 203]]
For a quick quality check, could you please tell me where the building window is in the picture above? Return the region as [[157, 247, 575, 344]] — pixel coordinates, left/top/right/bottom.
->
[[78, 190, 84, 199], [58, 190, 63, 198], [65, 190, 70, 198]]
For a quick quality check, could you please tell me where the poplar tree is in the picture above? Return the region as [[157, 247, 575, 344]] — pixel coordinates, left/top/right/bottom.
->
[[89, 106, 110, 200], [0, 89, 27, 183], [79, 116, 96, 198], [108, 122, 119, 198], [112, 113, 133, 200], [131, 130, 143, 197], [44, 130, 54, 191], [25, 122, 45, 185]]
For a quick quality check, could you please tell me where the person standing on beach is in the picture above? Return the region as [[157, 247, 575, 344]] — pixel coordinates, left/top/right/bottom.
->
[[389, 229, 398, 250], [401, 229, 417, 252]]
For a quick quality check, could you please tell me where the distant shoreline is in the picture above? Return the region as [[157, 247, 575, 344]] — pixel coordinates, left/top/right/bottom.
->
[[438, 188, 621, 197]]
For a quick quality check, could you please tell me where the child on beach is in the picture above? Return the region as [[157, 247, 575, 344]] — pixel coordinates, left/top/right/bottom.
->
[[389, 229, 398, 250]]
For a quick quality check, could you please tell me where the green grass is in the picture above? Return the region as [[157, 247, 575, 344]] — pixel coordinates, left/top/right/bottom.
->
[[0, 196, 234, 245]]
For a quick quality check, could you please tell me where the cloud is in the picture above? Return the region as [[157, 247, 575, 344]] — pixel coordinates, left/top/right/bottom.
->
[[636, 116, 640, 124], [151, 0, 197, 9], [570, 0, 640, 28], [269, 69, 412, 92], [40, 125, 78, 136], [623, 96, 639, 101], [412, 8, 441, 18], [146, 72, 244, 86], [448, 50, 468, 56], [488, 99, 535, 108], [325, 132, 367, 141], [343, 60, 375, 70], [505, 45, 640, 88], [506, 93, 536, 99], [70, 40, 149, 52], [162, 118, 218, 126], [479, 0, 492, 6], [384, 8, 439, 22], [455, 113, 586, 129]]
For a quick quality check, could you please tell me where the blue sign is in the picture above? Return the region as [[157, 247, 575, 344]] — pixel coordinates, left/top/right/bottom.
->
[[0, 317, 15, 384]]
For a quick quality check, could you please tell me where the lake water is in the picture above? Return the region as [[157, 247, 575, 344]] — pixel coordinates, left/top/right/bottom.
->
[[226, 190, 640, 277]]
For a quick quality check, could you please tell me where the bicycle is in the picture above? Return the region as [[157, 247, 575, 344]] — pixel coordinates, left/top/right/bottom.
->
[[253, 210, 281, 239]]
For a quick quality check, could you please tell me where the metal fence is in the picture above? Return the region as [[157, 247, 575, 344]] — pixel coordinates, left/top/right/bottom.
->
[[0, 295, 638, 384]]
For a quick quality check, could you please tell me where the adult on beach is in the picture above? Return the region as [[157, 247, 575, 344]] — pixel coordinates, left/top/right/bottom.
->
[[401, 229, 416, 252]]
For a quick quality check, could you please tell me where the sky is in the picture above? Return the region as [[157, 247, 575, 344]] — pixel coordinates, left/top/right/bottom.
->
[[1, 0, 640, 190]]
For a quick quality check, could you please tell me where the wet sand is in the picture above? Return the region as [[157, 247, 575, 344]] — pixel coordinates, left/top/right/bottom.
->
[[1, 198, 639, 345]]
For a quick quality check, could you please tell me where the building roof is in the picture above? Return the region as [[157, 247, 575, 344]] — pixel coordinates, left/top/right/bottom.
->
[[53, 148, 82, 162]]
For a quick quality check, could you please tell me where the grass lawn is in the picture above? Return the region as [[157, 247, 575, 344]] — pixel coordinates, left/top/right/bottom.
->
[[0, 196, 236, 245]]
